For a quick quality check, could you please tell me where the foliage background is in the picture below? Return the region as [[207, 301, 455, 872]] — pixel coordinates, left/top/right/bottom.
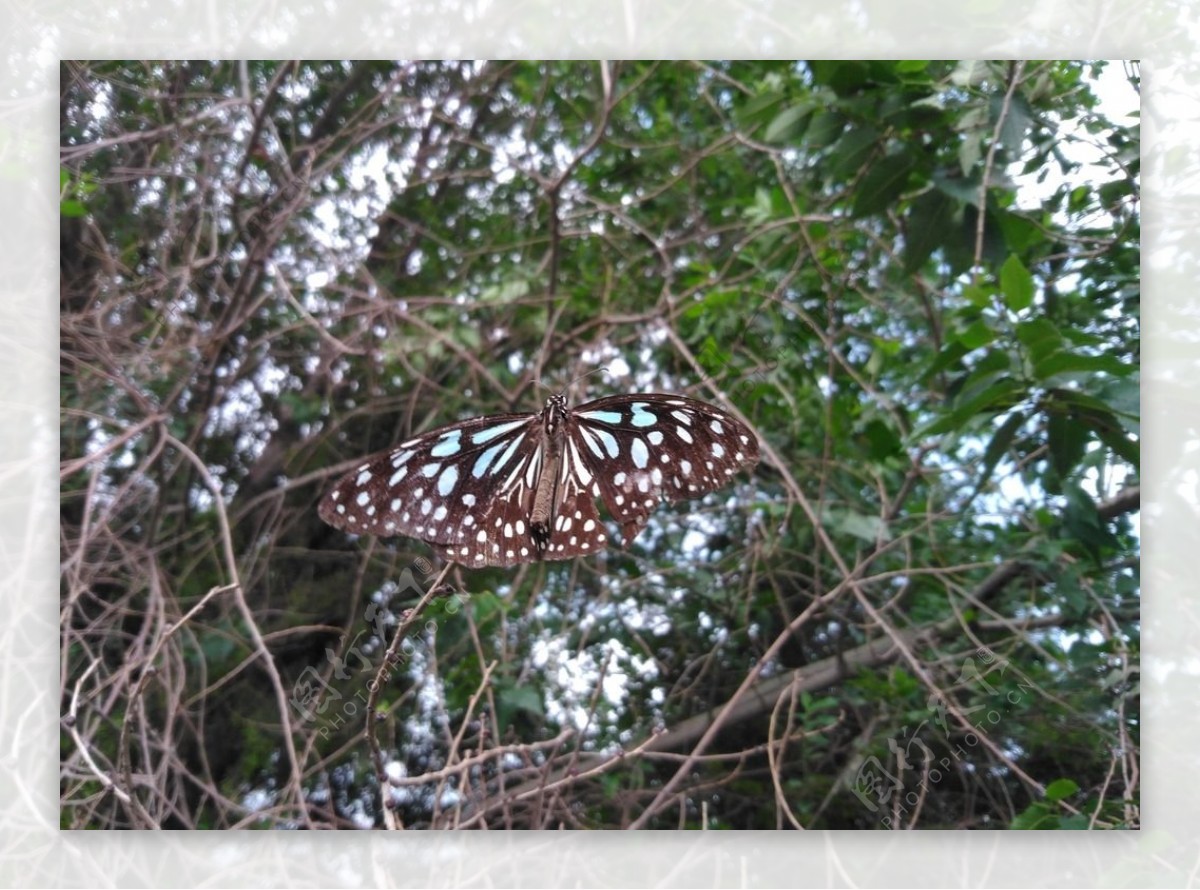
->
[[60, 60, 1140, 829]]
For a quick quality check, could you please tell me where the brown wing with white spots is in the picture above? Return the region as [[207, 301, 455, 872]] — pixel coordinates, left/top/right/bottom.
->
[[568, 393, 759, 545], [318, 410, 540, 546]]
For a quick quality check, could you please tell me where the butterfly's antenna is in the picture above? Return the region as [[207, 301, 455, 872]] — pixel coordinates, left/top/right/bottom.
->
[[569, 365, 610, 388]]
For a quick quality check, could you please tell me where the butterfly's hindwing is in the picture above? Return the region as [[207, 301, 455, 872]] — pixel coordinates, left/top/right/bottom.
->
[[320, 392, 758, 567]]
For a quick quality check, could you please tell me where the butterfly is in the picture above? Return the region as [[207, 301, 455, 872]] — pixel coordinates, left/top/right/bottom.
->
[[319, 392, 759, 567]]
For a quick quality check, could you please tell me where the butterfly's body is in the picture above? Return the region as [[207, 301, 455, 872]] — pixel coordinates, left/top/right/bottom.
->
[[320, 392, 758, 566]]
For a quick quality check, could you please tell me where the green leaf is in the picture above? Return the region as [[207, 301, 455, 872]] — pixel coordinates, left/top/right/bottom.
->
[[1015, 318, 1064, 365], [914, 376, 1023, 438], [934, 170, 982, 205], [853, 152, 916, 217], [958, 131, 983, 176], [1093, 423, 1140, 469], [735, 89, 785, 131], [922, 340, 968, 382], [993, 208, 1042, 252], [828, 509, 891, 543], [1044, 778, 1080, 802], [499, 684, 543, 718], [764, 101, 814, 143], [683, 288, 740, 322], [961, 282, 995, 309], [1032, 350, 1134, 381], [904, 188, 957, 272], [1046, 386, 1130, 421], [957, 319, 996, 350], [861, 418, 903, 462], [744, 186, 775, 224], [1011, 801, 1057, 829], [469, 592, 507, 625], [1047, 409, 1090, 478], [828, 125, 880, 179], [1000, 255, 1034, 311], [977, 410, 1026, 492], [1062, 481, 1118, 560], [696, 336, 730, 373], [950, 61, 987, 88], [993, 92, 1034, 158], [804, 109, 847, 151], [480, 277, 531, 304]]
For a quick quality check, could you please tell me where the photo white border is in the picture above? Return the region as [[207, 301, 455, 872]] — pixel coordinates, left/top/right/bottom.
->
[[15, 2, 1180, 885]]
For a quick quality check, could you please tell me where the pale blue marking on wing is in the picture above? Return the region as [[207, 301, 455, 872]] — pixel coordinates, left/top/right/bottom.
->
[[593, 428, 619, 458], [629, 403, 658, 427], [491, 430, 526, 476], [578, 425, 605, 459], [471, 419, 528, 444], [472, 441, 507, 477], [630, 438, 649, 468], [577, 409, 623, 425], [430, 429, 463, 457], [437, 464, 459, 496]]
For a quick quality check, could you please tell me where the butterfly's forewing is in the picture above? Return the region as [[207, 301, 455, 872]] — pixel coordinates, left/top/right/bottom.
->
[[319, 411, 539, 545], [569, 394, 759, 544]]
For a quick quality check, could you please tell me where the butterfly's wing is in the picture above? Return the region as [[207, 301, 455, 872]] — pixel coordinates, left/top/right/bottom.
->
[[569, 393, 759, 545], [319, 411, 541, 549]]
